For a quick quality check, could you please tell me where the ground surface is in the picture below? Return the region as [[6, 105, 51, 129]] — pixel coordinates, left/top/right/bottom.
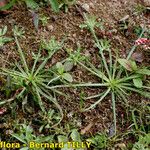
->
[[0, 0, 150, 149]]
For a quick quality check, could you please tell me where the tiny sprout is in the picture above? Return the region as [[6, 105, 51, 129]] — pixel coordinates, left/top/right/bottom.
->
[[0, 26, 12, 47], [13, 26, 25, 38]]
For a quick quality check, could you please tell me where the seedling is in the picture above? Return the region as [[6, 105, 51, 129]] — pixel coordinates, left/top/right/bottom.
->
[[134, 4, 147, 15], [39, 109, 61, 132], [87, 133, 108, 149], [24, 0, 39, 10], [41, 36, 63, 55], [68, 14, 150, 135], [132, 133, 150, 150], [0, 26, 12, 47], [47, 0, 76, 12], [118, 59, 150, 88], [59, 0, 76, 12], [39, 14, 49, 26], [0, 27, 72, 127], [11, 123, 54, 150], [65, 45, 88, 66], [13, 26, 25, 38], [58, 129, 84, 150], [55, 62, 73, 83]]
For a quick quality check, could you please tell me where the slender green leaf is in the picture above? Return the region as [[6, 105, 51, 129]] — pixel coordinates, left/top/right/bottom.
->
[[48, 0, 59, 12], [25, 0, 39, 10], [136, 69, 150, 76], [0, 0, 16, 10], [11, 133, 26, 144]]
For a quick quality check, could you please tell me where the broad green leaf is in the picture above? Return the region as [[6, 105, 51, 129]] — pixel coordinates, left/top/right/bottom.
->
[[87, 134, 107, 149], [58, 135, 68, 143], [62, 73, 73, 82], [133, 78, 143, 88], [45, 124, 50, 128], [70, 129, 81, 142], [56, 62, 64, 69], [58, 135, 70, 150], [3, 37, 13, 42], [130, 61, 138, 71], [48, 0, 59, 12], [25, 0, 39, 10], [39, 125, 44, 133], [64, 61, 74, 71], [56, 62, 64, 74], [136, 69, 150, 76], [118, 59, 137, 71], [36, 135, 54, 143]]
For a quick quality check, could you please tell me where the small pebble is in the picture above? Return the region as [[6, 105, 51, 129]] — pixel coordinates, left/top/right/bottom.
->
[[47, 25, 54, 32], [82, 3, 90, 12]]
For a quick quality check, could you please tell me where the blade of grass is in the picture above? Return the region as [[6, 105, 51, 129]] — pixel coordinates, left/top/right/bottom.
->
[[47, 76, 60, 85], [38, 88, 63, 128], [84, 88, 110, 111], [85, 91, 106, 100], [31, 51, 41, 75], [132, 109, 138, 130], [78, 61, 109, 82], [48, 83, 108, 89], [14, 36, 29, 74], [112, 91, 116, 135]]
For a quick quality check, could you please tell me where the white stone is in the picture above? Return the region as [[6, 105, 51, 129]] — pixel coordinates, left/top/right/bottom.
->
[[82, 3, 90, 12]]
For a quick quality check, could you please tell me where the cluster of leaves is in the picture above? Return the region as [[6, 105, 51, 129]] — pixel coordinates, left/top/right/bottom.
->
[[57, 129, 84, 150], [0, 0, 76, 12], [132, 133, 150, 150], [11, 122, 84, 150], [11, 123, 54, 150], [0, 26, 12, 47], [87, 133, 108, 149], [0, 27, 74, 127], [118, 59, 150, 88], [75, 13, 150, 135]]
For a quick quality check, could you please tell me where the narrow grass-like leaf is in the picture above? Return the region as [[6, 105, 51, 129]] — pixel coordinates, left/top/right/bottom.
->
[[38, 89, 63, 128], [0, 0, 16, 10], [136, 68, 150, 76], [14, 36, 29, 73], [86, 92, 105, 100], [112, 92, 116, 135], [48, 0, 59, 12], [78, 61, 108, 82], [33, 85, 45, 112], [11, 133, 27, 144], [132, 109, 138, 130], [84, 88, 110, 111]]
